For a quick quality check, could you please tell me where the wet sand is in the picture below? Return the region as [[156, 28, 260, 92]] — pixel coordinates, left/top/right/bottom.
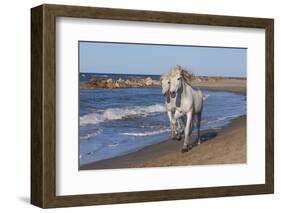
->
[[80, 79, 246, 170]]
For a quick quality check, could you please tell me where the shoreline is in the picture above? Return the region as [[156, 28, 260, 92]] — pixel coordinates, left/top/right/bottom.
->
[[80, 115, 246, 170], [80, 83, 246, 170]]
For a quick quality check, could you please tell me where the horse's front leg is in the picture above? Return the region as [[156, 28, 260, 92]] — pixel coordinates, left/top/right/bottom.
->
[[181, 111, 193, 153], [176, 119, 183, 140], [179, 115, 187, 136], [171, 110, 185, 140], [167, 111, 176, 139]]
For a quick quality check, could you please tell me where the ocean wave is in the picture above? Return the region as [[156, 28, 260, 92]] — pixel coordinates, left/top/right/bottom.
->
[[80, 129, 102, 140], [93, 74, 109, 78], [121, 128, 170, 137], [107, 143, 119, 147], [80, 104, 166, 126], [203, 114, 241, 125]]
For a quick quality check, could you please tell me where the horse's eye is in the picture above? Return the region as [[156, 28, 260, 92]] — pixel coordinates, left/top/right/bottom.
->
[[177, 77, 181, 80], [168, 81, 170, 84]]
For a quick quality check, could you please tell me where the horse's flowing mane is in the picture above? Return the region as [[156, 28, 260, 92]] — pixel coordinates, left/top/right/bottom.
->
[[169, 65, 194, 83]]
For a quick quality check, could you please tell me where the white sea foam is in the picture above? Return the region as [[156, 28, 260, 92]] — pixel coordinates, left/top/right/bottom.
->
[[121, 128, 170, 137], [107, 143, 119, 147], [80, 129, 102, 140], [203, 114, 241, 125], [203, 94, 210, 101], [80, 104, 166, 126]]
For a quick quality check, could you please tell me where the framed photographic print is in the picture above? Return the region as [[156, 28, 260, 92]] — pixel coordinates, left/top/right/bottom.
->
[[31, 4, 274, 208]]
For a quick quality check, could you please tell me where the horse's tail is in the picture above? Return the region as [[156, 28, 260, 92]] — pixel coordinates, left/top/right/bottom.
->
[[202, 92, 209, 101]]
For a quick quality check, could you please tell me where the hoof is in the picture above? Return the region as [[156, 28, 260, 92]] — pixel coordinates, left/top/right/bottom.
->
[[181, 148, 188, 153], [176, 134, 182, 141], [181, 145, 192, 153]]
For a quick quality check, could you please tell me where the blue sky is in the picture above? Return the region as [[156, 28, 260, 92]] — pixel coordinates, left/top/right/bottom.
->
[[79, 41, 246, 77]]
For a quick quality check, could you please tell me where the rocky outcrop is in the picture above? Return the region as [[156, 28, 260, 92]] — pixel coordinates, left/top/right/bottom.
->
[[80, 76, 246, 89], [80, 77, 161, 89]]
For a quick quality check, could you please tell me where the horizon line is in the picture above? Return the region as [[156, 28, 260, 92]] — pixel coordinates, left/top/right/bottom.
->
[[79, 71, 246, 78]]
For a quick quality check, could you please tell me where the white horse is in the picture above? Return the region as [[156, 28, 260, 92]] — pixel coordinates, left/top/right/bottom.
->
[[168, 66, 204, 152], [160, 74, 185, 139]]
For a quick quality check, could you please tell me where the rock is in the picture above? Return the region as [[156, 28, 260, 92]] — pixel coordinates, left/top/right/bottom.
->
[[152, 80, 161, 86], [144, 77, 153, 86], [105, 79, 113, 88], [106, 78, 113, 83], [114, 82, 120, 88], [80, 77, 161, 89]]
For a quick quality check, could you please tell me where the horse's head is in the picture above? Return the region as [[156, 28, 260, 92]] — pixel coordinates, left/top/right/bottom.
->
[[169, 67, 183, 98], [168, 65, 194, 98], [160, 74, 170, 96]]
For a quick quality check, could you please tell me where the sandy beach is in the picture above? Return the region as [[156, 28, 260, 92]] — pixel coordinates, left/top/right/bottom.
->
[[80, 79, 246, 170]]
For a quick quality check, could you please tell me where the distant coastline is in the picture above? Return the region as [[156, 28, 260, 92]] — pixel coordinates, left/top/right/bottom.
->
[[80, 73, 246, 92]]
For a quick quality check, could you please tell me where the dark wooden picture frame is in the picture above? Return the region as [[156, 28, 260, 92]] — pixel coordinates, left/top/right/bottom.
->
[[31, 4, 274, 208]]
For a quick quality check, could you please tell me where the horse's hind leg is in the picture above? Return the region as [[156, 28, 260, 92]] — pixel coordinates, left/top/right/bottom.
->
[[197, 112, 202, 145], [176, 120, 182, 141], [181, 111, 193, 153], [189, 115, 194, 135]]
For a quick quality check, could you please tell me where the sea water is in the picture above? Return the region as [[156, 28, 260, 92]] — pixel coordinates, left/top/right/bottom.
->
[[79, 73, 246, 166]]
